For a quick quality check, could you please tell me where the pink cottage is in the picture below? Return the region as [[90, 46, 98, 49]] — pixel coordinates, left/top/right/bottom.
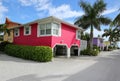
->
[[13, 16, 83, 58]]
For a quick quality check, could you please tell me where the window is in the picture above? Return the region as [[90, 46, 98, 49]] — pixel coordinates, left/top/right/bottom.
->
[[14, 28, 19, 37], [76, 30, 81, 39], [24, 25, 31, 35], [40, 24, 46, 35], [38, 23, 60, 36], [39, 23, 51, 36], [46, 23, 51, 34], [52, 23, 60, 36]]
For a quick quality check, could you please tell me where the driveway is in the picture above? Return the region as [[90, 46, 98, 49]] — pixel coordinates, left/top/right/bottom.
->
[[0, 50, 120, 81]]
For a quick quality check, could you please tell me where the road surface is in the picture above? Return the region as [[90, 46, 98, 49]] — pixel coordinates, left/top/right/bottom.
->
[[0, 50, 120, 81], [64, 50, 120, 81]]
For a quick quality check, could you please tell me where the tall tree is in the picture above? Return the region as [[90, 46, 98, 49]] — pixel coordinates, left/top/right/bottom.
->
[[0, 24, 10, 36], [111, 13, 120, 27], [110, 8, 120, 43], [102, 27, 119, 45], [74, 0, 111, 49]]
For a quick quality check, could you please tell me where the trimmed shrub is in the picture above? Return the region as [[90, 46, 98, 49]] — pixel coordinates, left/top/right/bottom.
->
[[108, 46, 113, 51], [5, 44, 53, 62], [0, 41, 12, 52], [80, 48, 99, 56], [93, 46, 100, 51]]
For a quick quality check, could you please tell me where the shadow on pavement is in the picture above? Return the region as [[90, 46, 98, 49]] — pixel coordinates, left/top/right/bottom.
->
[[0, 52, 38, 63], [6, 74, 68, 81]]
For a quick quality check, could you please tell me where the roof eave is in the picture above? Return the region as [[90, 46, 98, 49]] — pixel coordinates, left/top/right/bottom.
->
[[9, 16, 84, 31]]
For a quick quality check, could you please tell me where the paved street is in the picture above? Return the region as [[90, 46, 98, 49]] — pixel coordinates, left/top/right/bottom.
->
[[64, 50, 120, 81], [0, 50, 120, 81]]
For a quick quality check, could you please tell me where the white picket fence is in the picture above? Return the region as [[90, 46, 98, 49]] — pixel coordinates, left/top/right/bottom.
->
[[80, 40, 87, 51]]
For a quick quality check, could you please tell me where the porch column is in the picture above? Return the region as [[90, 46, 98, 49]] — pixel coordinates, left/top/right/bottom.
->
[[67, 48, 70, 58], [78, 48, 80, 56], [51, 48, 54, 61]]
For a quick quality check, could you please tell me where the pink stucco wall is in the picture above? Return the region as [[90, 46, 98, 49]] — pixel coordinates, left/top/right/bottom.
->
[[14, 23, 52, 47], [51, 23, 80, 48], [14, 23, 80, 48]]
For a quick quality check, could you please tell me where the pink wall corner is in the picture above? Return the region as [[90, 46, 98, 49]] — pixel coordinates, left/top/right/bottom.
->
[[51, 23, 80, 48]]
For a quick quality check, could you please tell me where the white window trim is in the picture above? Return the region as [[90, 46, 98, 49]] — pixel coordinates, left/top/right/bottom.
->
[[24, 25, 31, 36], [52, 23, 61, 37], [14, 28, 20, 37], [38, 23, 52, 37], [76, 30, 81, 40], [37, 22, 61, 37]]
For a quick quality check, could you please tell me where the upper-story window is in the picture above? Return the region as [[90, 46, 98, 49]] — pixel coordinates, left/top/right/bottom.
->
[[24, 25, 31, 35], [14, 28, 19, 37], [39, 23, 51, 35], [52, 23, 60, 36], [76, 30, 81, 39], [38, 23, 60, 36]]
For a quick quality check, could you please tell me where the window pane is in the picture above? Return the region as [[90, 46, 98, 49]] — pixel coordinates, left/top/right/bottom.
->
[[46, 29, 51, 34], [15, 33, 18, 36], [14, 29, 19, 36], [46, 23, 51, 29], [40, 30, 45, 35], [52, 23, 59, 35], [53, 29, 59, 35], [46, 23, 51, 35], [39, 23, 52, 36], [40, 24, 45, 30], [24, 26, 31, 35], [26, 30, 29, 34], [40, 24, 45, 35], [25, 27, 29, 31], [53, 23, 59, 28]]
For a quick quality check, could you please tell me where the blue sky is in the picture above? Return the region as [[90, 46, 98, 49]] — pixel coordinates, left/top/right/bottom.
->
[[0, 0, 120, 39]]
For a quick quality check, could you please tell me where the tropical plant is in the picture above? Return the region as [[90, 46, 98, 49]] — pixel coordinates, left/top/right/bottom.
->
[[0, 35, 3, 41], [111, 12, 120, 40], [0, 24, 10, 36], [80, 32, 90, 47], [74, 0, 111, 50], [111, 12, 120, 27], [102, 27, 119, 45]]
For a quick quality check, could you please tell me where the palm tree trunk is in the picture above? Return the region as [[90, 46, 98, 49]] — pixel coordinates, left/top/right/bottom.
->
[[90, 24, 93, 50], [110, 41, 111, 45]]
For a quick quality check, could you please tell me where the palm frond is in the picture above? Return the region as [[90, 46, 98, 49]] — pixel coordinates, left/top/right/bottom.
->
[[99, 16, 111, 25], [79, 0, 92, 15], [111, 13, 120, 27], [93, 0, 106, 15]]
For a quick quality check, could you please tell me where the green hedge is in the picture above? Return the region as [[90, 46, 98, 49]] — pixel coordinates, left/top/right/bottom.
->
[[80, 48, 99, 56], [5, 44, 53, 62], [0, 41, 12, 52]]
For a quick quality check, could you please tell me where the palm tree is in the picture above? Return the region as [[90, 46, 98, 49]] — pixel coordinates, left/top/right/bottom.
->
[[111, 13, 120, 27], [102, 27, 119, 45], [0, 24, 10, 36], [74, 0, 111, 49], [110, 10, 120, 43], [80, 32, 90, 47]]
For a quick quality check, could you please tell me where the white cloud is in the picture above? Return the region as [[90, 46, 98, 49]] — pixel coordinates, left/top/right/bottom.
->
[[35, 0, 51, 11], [0, 1, 8, 23], [19, 0, 33, 6], [102, 7, 119, 15], [85, 28, 109, 41], [19, 0, 51, 11], [19, 0, 83, 19], [49, 4, 84, 19], [85, 28, 104, 37]]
